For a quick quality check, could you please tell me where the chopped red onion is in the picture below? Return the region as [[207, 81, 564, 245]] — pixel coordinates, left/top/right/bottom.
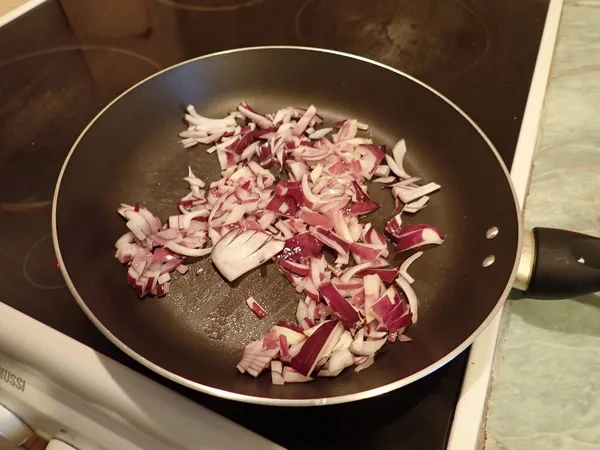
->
[[290, 320, 343, 376], [319, 283, 361, 328], [246, 296, 268, 319], [311, 226, 351, 255], [117, 102, 445, 381], [391, 224, 445, 253]]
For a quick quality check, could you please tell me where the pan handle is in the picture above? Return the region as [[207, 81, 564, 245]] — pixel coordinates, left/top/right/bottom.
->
[[515, 227, 600, 299]]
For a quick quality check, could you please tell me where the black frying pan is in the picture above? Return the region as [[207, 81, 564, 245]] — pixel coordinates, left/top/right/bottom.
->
[[52, 47, 600, 406]]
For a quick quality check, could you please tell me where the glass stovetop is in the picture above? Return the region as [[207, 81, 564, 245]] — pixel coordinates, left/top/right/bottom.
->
[[0, 1, 550, 448]]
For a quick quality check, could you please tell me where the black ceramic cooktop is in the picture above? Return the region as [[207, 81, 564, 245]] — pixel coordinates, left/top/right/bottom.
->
[[0, 1, 549, 448]]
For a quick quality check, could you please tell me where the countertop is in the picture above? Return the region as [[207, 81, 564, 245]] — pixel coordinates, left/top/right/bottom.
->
[[0, 0, 30, 16], [485, 1, 600, 449]]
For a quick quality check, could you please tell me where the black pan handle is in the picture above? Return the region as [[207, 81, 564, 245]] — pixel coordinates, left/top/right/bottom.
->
[[516, 227, 600, 299]]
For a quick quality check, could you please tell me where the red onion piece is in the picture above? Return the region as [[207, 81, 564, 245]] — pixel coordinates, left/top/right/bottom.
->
[[277, 259, 310, 277], [246, 296, 268, 319], [237, 102, 273, 129], [277, 320, 305, 334], [273, 325, 307, 345], [290, 320, 342, 376], [319, 283, 361, 328], [384, 213, 403, 241], [298, 208, 333, 229], [236, 335, 279, 377], [354, 268, 397, 283], [391, 224, 445, 253], [278, 231, 324, 262], [342, 200, 380, 216], [361, 144, 385, 174], [311, 226, 351, 255], [350, 242, 386, 262]]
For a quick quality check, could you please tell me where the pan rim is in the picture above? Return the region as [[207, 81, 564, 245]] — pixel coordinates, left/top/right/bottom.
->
[[52, 45, 523, 406]]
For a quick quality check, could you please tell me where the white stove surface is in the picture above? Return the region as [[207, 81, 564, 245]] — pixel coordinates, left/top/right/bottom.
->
[[0, 1, 564, 448]]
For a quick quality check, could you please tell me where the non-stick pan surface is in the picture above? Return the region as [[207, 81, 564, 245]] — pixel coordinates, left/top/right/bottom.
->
[[53, 47, 521, 405]]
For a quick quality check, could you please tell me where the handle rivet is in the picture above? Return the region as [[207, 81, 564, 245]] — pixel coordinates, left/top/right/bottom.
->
[[482, 255, 495, 267], [486, 226, 499, 239]]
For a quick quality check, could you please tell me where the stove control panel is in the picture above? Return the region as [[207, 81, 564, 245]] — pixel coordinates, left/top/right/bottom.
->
[[0, 404, 32, 450]]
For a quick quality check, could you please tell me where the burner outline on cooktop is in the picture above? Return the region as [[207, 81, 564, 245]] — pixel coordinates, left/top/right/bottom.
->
[[23, 234, 66, 290], [155, 0, 267, 12], [294, 0, 491, 76], [0, 45, 162, 71]]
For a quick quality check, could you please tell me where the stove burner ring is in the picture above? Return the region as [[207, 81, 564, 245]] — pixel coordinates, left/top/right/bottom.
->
[[294, 0, 490, 76], [155, 0, 266, 12], [0, 45, 161, 71], [22, 234, 66, 290]]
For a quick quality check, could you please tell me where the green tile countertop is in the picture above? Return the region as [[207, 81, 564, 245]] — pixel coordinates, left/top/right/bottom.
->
[[485, 1, 600, 449]]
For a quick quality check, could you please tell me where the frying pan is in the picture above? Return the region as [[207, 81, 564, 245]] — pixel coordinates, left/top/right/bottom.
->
[[52, 47, 600, 406]]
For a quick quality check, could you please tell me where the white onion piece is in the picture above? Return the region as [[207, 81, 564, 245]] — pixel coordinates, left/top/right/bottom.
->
[[303, 320, 330, 337], [395, 276, 419, 324], [399, 251, 423, 284], [354, 356, 375, 373], [308, 127, 333, 140], [164, 241, 212, 257], [273, 325, 307, 345], [185, 105, 237, 129], [317, 348, 354, 377], [296, 300, 310, 327], [293, 105, 317, 136], [349, 329, 387, 356], [363, 274, 381, 323], [403, 196, 430, 213], [211, 229, 284, 281], [332, 330, 353, 352], [281, 366, 313, 383], [309, 163, 324, 183], [340, 262, 374, 283], [301, 173, 321, 205], [237, 103, 272, 129], [393, 182, 441, 204], [385, 153, 410, 180], [373, 176, 396, 184], [373, 165, 390, 177], [390, 139, 411, 179]]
